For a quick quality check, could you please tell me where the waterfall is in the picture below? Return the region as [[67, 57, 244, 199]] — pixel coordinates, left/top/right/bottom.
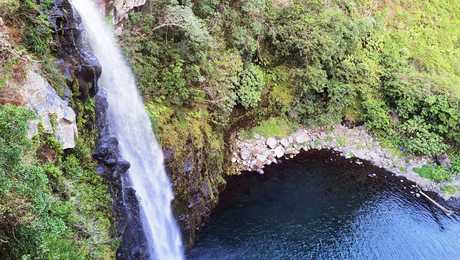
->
[[70, 0, 184, 259]]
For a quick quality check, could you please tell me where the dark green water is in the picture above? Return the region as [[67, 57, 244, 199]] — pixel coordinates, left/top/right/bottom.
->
[[189, 150, 460, 260]]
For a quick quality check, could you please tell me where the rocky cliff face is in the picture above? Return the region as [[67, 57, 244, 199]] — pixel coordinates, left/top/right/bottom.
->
[[50, 0, 101, 100], [163, 136, 227, 248], [112, 0, 146, 23], [22, 68, 78, 149]]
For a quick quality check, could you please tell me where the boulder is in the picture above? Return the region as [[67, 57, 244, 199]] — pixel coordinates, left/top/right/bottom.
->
[[256, 153, 268, 162], [280, 138, 290, 148], [293, 129, 309, 144], [240, 147, 252, 161], [22, 68, 78, 149], [266, 137, 278, 149], [274, 146, 285, 158], [436, 154, 452, 168]]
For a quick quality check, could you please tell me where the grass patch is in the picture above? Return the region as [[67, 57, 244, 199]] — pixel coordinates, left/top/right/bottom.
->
[[441, 185, 458, 195], [240, 117, 299, 139], [414, 165, 453, 182]]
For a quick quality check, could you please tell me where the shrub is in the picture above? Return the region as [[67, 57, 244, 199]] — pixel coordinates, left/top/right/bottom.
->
[[399, 117, 448, 156], [206, 49, 243, 126], [158, 5, 213, 49], [236, 64, 266, 109], [414, 165, 452, 182], [362, 99, 392, 134], [16, 0, 54, 56], [450, 154, 460, 175], [0, 104, 115, 258], [421, 95, 459, 136], [162, 60, 191, 106], [441, 185, 458, 195]]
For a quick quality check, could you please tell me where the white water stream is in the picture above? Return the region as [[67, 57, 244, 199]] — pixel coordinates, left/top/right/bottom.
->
[[71, 0, 184, 259]]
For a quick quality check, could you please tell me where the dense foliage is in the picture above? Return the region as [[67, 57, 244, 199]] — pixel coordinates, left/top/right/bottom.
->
[[1, 0, 460, 255], [123, 0, 460, 159], [0, 0, 66, 93], [0, 0, 116, 258], [0, 104, 116, 259]]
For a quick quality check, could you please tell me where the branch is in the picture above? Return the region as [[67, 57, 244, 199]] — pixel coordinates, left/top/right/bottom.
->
[[152, 23, 186, 31]]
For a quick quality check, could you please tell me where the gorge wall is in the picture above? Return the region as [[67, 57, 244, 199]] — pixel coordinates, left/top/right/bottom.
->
[[116, 0, 460, 248], [1, 0, 459, 257]]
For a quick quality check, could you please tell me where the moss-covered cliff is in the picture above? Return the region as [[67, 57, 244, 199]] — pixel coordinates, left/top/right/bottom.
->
[[119, 0, 460, 247]]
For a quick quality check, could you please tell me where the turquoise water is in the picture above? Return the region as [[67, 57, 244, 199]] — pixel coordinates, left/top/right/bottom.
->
[[189, 151, 460, 260]]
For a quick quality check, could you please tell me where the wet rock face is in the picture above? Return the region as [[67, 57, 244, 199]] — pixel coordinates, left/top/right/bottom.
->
[[164, 137, 225, 248], [93, 95, 150, 260], [50, 0, 101, 101]]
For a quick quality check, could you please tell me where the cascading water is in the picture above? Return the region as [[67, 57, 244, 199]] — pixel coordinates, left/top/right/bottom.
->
[[70, 0, 184, 259]]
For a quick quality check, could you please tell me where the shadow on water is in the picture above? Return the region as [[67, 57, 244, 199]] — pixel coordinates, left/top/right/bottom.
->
[[188, 150, 460, 260]]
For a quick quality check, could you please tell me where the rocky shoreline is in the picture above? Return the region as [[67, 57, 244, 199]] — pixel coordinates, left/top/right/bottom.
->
[[232, 125, 460, 202]]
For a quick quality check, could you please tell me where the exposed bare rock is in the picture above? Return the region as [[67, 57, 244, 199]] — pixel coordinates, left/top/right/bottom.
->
[[21, 68, 78, 149], [280, 138, 290, 148], [233, 125, 459, 200], [293, 129, 309, 143], [436, 154, 452, 168], [274, 146, 285, 158], [266, 137, 278, 149], [240, 147, 251, 161], [112, 0, 146, 23]]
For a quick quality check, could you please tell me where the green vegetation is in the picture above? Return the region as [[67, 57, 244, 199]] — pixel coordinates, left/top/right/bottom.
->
[[0, 1, 116, 257], [414, 151, 460, 183], [414, 154, 460, 183], [0, 104, 116, 259], [2, 0, 460, 254], [236, 64, 266, 109], [123, 0, 459, 163], [441, 185, 458, 195], [118, 2, 460, 229], [414, 165, 453, 182], [0, 0, 66, 94], [146, 101, 226, 245], [240, 117, 299, 139]]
